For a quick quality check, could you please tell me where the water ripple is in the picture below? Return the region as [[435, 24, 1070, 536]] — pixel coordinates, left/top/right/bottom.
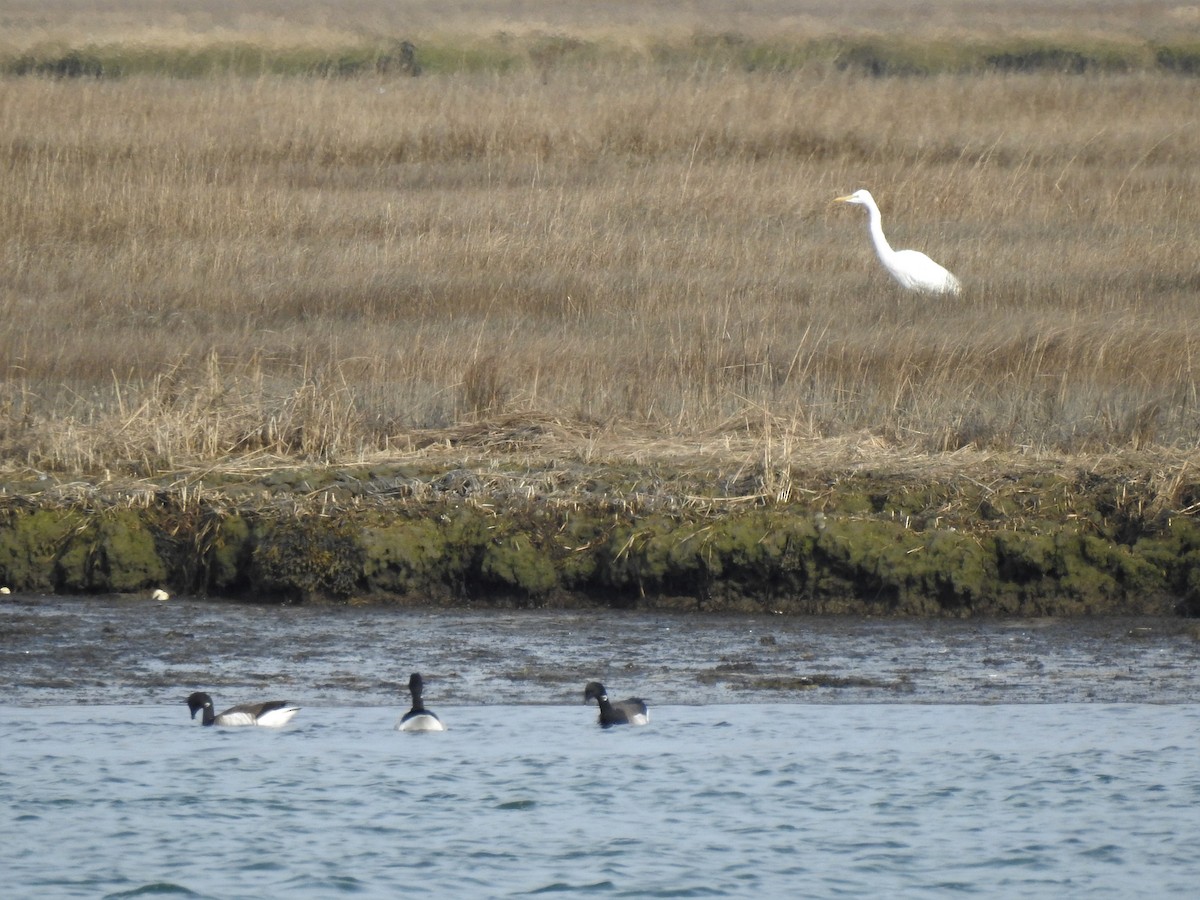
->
[[4, 599, 1200, 897]]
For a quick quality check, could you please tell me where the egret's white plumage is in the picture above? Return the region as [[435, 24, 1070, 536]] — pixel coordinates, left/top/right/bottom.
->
[[834, 189, 961, 296]]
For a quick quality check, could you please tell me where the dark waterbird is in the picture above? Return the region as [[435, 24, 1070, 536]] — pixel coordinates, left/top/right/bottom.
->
[[186, 692, 300, 727], [584, 681, 649, 727], [397, 672, 445, 732]]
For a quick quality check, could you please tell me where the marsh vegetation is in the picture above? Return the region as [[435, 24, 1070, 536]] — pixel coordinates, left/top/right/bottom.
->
[[2, 0, 1198, 473], [0, 2, 1199, 610]]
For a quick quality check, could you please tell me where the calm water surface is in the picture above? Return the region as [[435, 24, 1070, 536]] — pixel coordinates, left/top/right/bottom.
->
[[2, 595, 1199, 897]]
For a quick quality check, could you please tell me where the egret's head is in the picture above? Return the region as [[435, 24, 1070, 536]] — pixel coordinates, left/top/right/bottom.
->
[[834, 189, 873, 207]]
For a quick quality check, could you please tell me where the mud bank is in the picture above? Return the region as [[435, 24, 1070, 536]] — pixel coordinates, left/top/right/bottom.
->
[[1, 458, 1198, 616]]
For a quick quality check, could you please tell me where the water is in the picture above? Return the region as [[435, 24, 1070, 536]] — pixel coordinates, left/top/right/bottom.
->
[[4, 703, 1199, 898], [2, 596, 1200, 897]]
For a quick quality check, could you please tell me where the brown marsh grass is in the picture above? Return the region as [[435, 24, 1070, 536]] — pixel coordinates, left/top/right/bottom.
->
[[1, 0, 1199, 480]]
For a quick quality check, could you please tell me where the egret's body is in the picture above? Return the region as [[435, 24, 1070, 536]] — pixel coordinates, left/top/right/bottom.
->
[[834, 189, 961, 296]]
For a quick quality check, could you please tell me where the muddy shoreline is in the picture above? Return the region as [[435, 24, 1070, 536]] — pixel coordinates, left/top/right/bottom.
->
[[2, 450, 1199, 617], [4, 594, 1200, 706]]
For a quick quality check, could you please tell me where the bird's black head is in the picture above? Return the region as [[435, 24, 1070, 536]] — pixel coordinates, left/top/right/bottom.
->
[[583, 682, 607, 704], [186, 692, 213, 719], [408, 673, 425, 697]]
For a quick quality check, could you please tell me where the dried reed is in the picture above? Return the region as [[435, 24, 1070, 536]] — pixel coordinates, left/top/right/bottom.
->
[[1, 1, 1198, 483]]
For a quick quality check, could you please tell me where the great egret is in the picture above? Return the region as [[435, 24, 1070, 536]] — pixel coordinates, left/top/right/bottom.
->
[[834, 189, 962, 295]]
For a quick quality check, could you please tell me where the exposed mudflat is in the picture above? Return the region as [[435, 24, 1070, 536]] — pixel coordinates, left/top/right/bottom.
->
[[3, 594, 1199, 708]]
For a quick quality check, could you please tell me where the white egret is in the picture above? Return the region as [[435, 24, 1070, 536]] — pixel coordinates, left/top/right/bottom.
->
[[834, 189, 962, 295]]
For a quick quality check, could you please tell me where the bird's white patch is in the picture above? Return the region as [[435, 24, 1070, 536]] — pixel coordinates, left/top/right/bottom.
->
[[253, 706, 300, 727], [397, 713, 445, 732], [213, 710, 258, 726]]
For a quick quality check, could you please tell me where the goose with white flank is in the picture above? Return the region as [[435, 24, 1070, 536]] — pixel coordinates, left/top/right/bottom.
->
[[396, 672, 445, 732], [584, 681, 649, 727], [186, 692, 300, 727]]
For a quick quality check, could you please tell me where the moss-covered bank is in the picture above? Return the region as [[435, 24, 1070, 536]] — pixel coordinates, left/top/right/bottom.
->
[[1, 459, 1198, 616]]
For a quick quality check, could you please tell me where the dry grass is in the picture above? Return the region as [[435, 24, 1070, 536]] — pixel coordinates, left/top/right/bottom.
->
[[1, 0, 1199, 482]]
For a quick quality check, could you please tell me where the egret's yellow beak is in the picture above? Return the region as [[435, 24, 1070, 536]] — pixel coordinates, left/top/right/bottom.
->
[[832, 194, 853, 204]]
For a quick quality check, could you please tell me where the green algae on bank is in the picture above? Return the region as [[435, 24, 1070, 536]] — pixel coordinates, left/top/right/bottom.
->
[[0, 460, 1197, 616]]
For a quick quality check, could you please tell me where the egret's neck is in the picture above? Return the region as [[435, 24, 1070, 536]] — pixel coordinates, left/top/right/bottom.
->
[[863, 204, 895, 263]]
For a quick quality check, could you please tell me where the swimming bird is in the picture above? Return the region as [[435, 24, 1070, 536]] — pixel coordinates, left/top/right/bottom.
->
[[833, 189, 962, 295], [396, 672, 445, 732], [584, 681, 649, 727], [186, 692, 300, 727]]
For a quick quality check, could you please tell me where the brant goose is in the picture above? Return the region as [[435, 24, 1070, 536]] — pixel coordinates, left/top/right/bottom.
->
[[397, 672, 445, 732], [584, 681, 649, 727], [186, 692, 299, 727]]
